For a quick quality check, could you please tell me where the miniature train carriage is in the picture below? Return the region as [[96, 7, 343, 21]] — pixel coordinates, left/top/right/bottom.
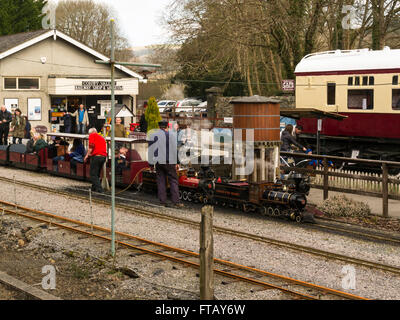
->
[[45, 132, 149, 186]]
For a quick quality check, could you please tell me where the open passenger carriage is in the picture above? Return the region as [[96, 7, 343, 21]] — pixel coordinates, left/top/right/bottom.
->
[[45, 132, 149, 187]]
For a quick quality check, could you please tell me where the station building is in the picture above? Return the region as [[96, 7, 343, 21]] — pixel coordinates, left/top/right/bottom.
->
[[0, 29, 142, 133]]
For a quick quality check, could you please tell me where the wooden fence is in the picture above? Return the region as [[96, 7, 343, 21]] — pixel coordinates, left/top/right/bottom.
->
[[312, 168, 400, 197], [280, 151, 400, 218]]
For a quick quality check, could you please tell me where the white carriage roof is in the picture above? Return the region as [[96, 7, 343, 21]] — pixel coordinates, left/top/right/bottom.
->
[[294, 47, 400, 74], [0, 29, 143, 80]]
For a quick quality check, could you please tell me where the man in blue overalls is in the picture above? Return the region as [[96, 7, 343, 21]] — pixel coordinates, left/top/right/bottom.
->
[[147, 120, 183, 208]]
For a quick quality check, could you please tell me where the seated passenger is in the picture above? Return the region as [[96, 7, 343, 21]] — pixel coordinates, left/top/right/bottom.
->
[[48, 136, 69, 158], [306, 149, 334, 168], [116, 146, 129, 175], [50, 137, 69, 172], [32, 133, 48, 153], [281, 124, 307, 153], [68, 139, 85, 174]]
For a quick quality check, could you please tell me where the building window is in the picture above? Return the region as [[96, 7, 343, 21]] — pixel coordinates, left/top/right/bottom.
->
[[354, 76, 360, 86], [327, 83, 336, 105], [393, 75, 399, 85], [4, 78, 17, 89], [348, 89, 374, 110], [348, 77, 353, 86], [393, 89, 400, 110], [362, 76, 368, 85], [3, 77, 39, 90], [18, 78, 39, 89]]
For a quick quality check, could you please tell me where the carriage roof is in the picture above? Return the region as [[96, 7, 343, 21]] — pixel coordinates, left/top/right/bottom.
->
[[294, 47, 400, 74], [46, 132, 146, 143]]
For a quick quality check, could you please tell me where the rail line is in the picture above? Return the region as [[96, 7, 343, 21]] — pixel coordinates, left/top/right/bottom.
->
[[1, 176, 400, 277], [0, 199, 368, 300]]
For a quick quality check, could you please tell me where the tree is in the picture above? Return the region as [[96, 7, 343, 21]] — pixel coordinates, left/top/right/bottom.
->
[[165, 0, 400, 97], [0, 0, 46, 36], [145, 97, 162, 133], [56, 0, 134, 61]]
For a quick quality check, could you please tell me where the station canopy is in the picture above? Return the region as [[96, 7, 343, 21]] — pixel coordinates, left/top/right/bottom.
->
[[280, 108, 347, 120]]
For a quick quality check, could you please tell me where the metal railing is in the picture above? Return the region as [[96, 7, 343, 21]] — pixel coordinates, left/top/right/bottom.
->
[[280, 151, 400, 218]]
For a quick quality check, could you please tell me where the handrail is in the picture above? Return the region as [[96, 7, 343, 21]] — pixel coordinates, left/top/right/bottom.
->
[[280, 151, 400, 167]]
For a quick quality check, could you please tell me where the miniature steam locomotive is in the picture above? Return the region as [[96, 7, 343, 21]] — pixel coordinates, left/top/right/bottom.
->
[[142, 166, 313, 223]]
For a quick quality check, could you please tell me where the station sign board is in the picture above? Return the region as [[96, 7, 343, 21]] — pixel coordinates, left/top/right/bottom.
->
[[282, 79, 295, 92]]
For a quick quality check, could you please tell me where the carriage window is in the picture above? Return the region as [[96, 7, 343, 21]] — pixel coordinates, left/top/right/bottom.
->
[[362, 76, 368, 85], [369, 76, 374, 85], [393, 75, 399, 85], [393, 89, 400, 110], [348, 89, 374, 110], [327, 83, 336, 105], [348, 77, 353, 86], [354, 77, 360, 85]]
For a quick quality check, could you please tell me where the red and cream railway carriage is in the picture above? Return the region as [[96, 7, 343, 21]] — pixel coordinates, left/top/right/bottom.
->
[[294, 47, 400, 163]]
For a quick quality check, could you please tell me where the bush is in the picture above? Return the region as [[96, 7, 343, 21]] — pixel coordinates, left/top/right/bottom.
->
[[319, 195, 371, 217], [145, 97, 162, 133]]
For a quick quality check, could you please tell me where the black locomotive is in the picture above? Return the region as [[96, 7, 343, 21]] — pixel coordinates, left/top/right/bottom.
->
[[142, 165, 314, 223]]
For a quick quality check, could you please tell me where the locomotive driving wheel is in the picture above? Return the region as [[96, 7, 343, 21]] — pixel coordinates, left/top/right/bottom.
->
[[258, 206, 267, 216], [241, 203, 251, 213]]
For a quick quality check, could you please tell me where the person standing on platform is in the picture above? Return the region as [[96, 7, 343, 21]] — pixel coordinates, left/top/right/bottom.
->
[[114, 117, 126, 138], [147, 120, 183, 208], [139, 101, 148, 133], [10, 109, 26, 144], [62, 112, 73, 133], [71, 104, 89, 134], [84, 128, 107, 193], [0, 105, 12, 145], [24, 116, 31, 140]]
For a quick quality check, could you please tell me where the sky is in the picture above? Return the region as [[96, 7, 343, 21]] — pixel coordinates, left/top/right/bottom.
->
[[53, 0, 173, 47], [94, 0, 173, 47]]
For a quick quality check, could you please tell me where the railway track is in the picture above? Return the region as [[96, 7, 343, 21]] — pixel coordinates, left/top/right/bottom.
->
[[0, 199, 368, 300], [1, 176, 400, 278]]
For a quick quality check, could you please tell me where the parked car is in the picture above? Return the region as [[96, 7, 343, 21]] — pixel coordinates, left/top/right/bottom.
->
[[173, 99, 203, 117], [194, 101, 207, 117], [157, 100, 176, 113]]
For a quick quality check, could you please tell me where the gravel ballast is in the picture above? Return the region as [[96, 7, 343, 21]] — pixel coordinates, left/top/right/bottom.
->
[[0, 166, 399, 299]]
